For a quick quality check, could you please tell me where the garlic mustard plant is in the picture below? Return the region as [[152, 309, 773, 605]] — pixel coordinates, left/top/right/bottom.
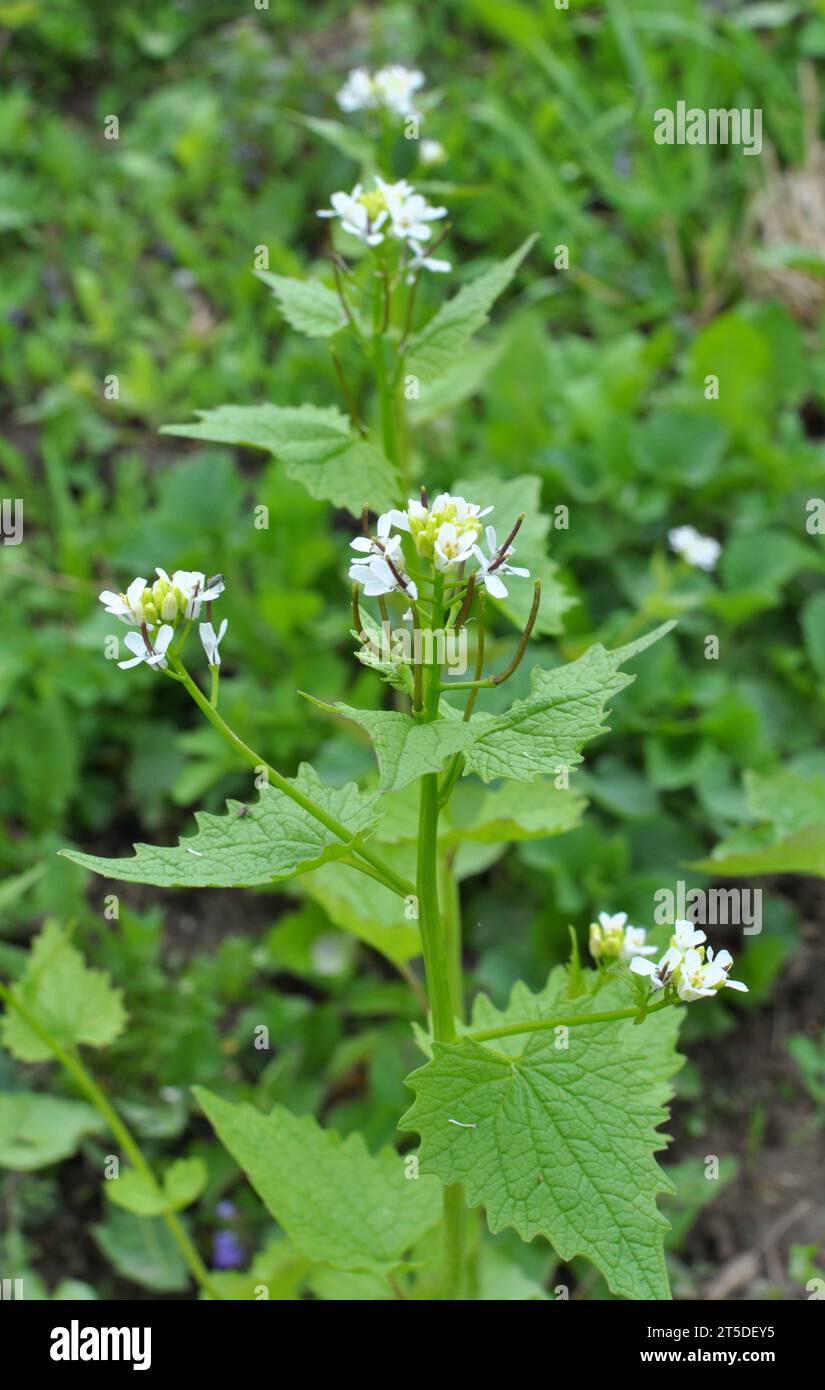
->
[[45, 91, 750, 1306]]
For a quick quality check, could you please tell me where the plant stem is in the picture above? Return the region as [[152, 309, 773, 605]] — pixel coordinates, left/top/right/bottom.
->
[[439, 852, 464, 1023], [170, 656, 414, 901], [415, 581, 467, 1298], [466, 995, 675, 1044], [0, 982, 222, 1301]]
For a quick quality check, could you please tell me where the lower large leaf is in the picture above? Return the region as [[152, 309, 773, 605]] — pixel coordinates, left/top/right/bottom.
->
[[196, 1089, 441, 1275], [401, 970, 683, 1300]]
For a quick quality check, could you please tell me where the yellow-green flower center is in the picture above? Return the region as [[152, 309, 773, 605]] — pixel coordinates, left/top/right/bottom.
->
[[358, 189, 387, 220], [407, 502, 482, 559]]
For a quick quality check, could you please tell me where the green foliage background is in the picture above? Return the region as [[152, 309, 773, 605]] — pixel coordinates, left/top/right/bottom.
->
[[2, 0, 825, 1299]]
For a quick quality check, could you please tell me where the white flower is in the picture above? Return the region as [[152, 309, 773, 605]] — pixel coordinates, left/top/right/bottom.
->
[[472, 525, 530, 599], [670, 918, 706, 954], [118, 624, 174, 671], [675, 947, 724, 1002], [373, 64, 425, 116], [336, 68, 377, 113], [434, 521, 477, 571], [155, 569, 224, 620], [704, 946, 748, 994], [406, 238, 451, 280], [419, 139, 446, 166], [317, 184, 387, 247], [621, 926, 657, 963], [631, 939, 748, 1003], [337, 65, 425, 117], [589, 911, 656, 963], [629, 946, 682, 991], [378, 177, 446, 242], [101, 570, 224, 629], [349, 534, 418, 600], [99, 576, 151, 627], [589, 910, 626, 960], [668, 525, 721, 572], [199, 618, 228, 667]]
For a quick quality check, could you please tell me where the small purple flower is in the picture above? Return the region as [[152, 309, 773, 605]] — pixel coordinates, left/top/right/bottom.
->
[[213, 1229, 244, 1270], [215, 1200, 237, 1221]]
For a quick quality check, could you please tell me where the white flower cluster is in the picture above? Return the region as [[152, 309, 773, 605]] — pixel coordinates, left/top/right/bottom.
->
[[99, 569, 227, 672], [668, 525, 721, 572], [337, 65, 425, 118], [318, 177, 450, 275], [630, 919, 747, 1003], [589, 911, 656, 965], [349, 493, 530, 601]]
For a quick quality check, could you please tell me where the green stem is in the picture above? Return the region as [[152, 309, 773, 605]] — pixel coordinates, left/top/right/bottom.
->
[[466, 996, 675, 1044], [170, 656, 414, 901], [415, 588, 466, 1298], [439, 852, 463, 1023], [0, 982, 221, 1301]]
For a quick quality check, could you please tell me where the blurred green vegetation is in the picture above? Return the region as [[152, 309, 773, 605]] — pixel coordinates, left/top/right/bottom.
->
[[2, 0, 825, 1297]]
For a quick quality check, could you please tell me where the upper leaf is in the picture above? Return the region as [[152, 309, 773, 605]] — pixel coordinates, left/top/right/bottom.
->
[[1, 921, 127, 1062], [195, 1088, 441, 1274], [255, 271, 345, 337], [162, 403, 399, 515], [401, 970, 683, 1300], [456, 622, 675, 783], [323, 702, 478, 792], [59, 765, 378, 888], [406, 235, 537, 383]]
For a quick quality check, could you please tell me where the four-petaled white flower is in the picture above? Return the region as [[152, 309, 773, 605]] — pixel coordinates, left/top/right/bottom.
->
[[118, 624, 174, 671], [200, 618, 228, 667], [349, 533, 418, 600], [378, 178, 446, 243], [434, 521, 476, 571], [406, 238, 451, 280], [472, 525, 530, 599], [621, 925, 657, 964], [337, 65, 425, 118], [670, 918, 706, 953], [317, 184, 388, 247], [629, 946, 682, 992], [100, 576, 152, 626], [668, 525, 721, 572]]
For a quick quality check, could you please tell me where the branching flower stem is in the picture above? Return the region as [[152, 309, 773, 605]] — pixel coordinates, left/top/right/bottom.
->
[[168, 655, 415, 902], [466, 995, 675, 1044], [0, 981, 223, 1301]]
